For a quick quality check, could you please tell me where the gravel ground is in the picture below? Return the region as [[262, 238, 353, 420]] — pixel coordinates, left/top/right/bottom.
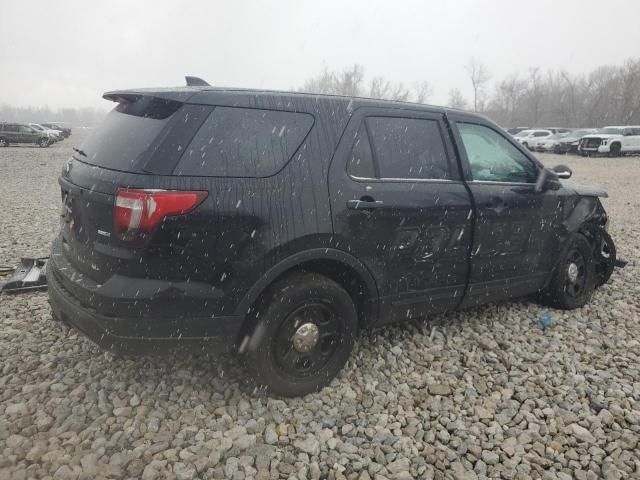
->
[[1, 133, 639, 480]]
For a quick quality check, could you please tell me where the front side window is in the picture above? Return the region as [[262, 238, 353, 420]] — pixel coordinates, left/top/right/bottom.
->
[[457, 123, 538, 183], [19, 125, 32, 133], [176, 107, 313, 177], [366, 116, 450, 180]]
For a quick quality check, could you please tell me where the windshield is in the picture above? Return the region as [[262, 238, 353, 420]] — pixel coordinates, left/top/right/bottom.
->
[[599, 127, 623, 135]]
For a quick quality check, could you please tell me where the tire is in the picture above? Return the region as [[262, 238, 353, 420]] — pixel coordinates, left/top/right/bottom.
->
[[609, 143, 621, 157], [38, 138, 50, 148], [0, 138, 7, 147], [592, 228, 616, 287], [541, 233, 595, 310], [243, 272, 358, 397]]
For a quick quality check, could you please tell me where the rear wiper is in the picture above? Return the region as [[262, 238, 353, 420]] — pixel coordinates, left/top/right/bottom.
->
[[72, 147, 87, 157]]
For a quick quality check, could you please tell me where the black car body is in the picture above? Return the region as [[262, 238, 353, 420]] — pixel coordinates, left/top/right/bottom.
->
[[0, 122, 51, 147], [48, 84, 616, 395], [42, 123, 72, 138]]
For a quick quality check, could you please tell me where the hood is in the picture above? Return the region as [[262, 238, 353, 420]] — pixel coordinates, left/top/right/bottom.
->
[[561, 180, 608, 198]]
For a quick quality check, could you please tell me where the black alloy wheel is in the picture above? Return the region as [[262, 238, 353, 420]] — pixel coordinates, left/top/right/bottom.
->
[[541, 233, 595, 310], [243, 272, 358, 397]]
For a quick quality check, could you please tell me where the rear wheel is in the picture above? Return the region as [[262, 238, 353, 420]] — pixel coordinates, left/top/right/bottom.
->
[[0, 138, 7, 147], [541, 234, 595, 309], [243, 272, 358, 397]]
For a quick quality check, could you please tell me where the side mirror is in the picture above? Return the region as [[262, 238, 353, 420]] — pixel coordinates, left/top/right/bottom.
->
[[552, 164, 572, 179], [534, 168, 559, 193]]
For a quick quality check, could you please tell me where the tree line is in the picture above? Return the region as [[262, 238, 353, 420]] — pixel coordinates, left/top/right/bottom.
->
[[0, 105, 107, 127], [298, 58, 640, 128]]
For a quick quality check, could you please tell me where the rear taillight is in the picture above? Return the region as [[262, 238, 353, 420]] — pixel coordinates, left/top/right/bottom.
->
[[114, 188, 207, 243]]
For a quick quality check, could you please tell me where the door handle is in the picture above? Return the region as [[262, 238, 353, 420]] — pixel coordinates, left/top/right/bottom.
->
[[347, 197, 384, 210]]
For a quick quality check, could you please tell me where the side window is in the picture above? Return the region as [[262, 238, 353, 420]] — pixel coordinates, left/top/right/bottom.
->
[[534, 131, 549, 137], [457, 123, 538, 184], [19, 125, 32, 133], [366, 116, 450, 180], [175, 107, 313, 177], [347, 124, 375, 178]]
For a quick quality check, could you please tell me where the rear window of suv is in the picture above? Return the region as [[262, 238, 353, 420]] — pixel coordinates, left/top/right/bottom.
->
[[174, 107, 313, 177], [77, 96, 183, 172]]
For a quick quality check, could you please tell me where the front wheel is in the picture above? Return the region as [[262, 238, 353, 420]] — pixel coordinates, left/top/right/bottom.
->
[[38, 138, 50, 148], [541, 234, 595, 309], [243, 272, 358, 397], [609, 143, 621, 157]]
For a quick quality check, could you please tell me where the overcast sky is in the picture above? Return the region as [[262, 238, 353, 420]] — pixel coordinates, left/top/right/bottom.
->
[[1, 0, 640, 110]]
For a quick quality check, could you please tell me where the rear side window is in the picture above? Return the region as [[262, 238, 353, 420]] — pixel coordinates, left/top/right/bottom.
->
[[175, 107, 313, 177], [347, 124, 375, 178], [366, 117, 450, 179]]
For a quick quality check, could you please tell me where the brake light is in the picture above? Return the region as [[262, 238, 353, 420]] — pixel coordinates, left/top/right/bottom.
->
[[114, 188, 207, 243]]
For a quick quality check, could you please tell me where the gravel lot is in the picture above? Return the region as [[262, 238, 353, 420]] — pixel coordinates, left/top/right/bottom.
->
[[1, 133, 639, 480]]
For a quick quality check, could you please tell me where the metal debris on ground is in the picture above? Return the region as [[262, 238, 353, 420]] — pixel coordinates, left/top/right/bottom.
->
[[0, 257, 48, 294]]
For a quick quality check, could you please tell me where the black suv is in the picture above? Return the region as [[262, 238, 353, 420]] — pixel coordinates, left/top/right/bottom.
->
[[0, 122, 51, 147], [48, 82, 616, 396]]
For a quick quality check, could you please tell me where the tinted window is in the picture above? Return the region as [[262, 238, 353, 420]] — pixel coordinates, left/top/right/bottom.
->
[[78, 97, 182, 172], [176, 107, 313, 177], [347, 124, 375, 178], [533, 131, 549, 137], [458, 123, 538, 183], [5, 125, 18, 132], [366, 117, 450, 179], [19, 125, 32, 133]]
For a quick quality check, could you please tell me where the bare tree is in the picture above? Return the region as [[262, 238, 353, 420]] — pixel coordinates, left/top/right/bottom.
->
[[466, 58, 491, 112], [413, 81, 433, 104], [447, 88, 469, 110]]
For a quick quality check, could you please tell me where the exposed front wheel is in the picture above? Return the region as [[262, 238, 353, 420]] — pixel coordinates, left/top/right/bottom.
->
[[609, 143, 621, 157], [541, 234, 595, 309], [243, 272, 358, 397]]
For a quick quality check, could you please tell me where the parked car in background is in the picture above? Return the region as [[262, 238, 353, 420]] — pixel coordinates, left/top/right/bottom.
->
[[554, 129, 598, 154], [579, 126, 640, 156], [29, 123, 62, 143], [0, 122, 51, 147], [42, 122, 72, 138], [513, 129, 553, 150], [48, 82, 616, 396], [535, 132, 571, 152], [506, 126, 530, 135], [542, 127, 573, 134]]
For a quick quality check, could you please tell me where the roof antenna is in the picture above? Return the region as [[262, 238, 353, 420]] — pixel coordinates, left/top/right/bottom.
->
[[185, 76, 210, 87]]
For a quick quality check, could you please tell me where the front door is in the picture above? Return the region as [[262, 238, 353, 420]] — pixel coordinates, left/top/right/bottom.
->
[[449, 116, 558, 307], [329, 108, 473, 324]]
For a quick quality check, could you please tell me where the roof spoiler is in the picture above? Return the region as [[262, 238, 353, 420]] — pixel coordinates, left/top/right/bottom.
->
[[185, 76, 210, 87]]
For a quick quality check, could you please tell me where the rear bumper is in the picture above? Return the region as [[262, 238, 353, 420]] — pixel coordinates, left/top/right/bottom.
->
[[47, 243, 244, 355]]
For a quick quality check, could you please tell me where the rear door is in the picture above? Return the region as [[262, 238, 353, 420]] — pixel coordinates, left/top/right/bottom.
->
[[448, 115, 559, 306], [329, 108, 473, 323]]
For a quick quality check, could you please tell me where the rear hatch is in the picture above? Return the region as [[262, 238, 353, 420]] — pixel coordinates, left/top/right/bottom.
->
[[58, 92, 211, 284]]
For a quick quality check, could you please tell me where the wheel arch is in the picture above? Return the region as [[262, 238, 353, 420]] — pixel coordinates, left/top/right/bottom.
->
[[233, 248, 380, 345]]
